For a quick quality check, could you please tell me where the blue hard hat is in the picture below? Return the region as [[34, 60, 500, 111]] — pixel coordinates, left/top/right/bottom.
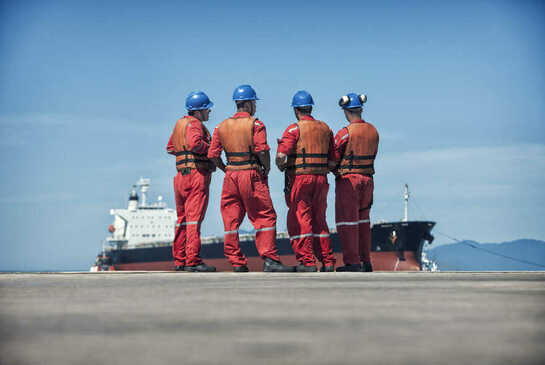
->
[[232, 84, 260, 101], [186, 91, 214, 111], [338, 93, 367, 109], [291, 90, 314, 108]]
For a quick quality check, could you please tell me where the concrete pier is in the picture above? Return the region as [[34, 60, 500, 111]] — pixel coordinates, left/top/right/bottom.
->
[[1, 272, 544, 365]]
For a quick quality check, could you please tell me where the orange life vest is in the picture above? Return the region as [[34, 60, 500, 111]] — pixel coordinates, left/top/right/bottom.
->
[[172, 117, 211, 171], [217, 116, 259, 171], [286, 120, 331, 175], [338, 122, 379, 176]]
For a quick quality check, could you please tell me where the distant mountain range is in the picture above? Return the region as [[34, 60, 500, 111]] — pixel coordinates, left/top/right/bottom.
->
[[426, 239, 545, 271]]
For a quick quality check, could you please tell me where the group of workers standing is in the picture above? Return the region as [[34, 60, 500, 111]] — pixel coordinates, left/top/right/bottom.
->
[[166, 85, 379, 273]]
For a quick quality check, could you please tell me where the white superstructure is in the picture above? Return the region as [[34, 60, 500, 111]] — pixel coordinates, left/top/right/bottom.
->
[[107, 178, 176, 249]]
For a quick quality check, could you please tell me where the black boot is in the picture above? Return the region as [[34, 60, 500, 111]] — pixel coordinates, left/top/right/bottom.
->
[[174, 265, 184, 272], [263, 257, 295, 272], [320, 265, 335, 272], [185, 263, 216, 272], [233, 265, 249, 272], [295, 263, 318, 272], [362, 261, 373, 272], [336, 264, 362, 272]]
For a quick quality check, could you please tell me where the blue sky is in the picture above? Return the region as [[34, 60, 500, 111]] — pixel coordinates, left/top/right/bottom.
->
[[1, 0, 544, 270]]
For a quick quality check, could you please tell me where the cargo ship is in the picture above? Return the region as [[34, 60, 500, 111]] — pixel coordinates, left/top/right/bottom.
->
[[91, 178, 437, 272]]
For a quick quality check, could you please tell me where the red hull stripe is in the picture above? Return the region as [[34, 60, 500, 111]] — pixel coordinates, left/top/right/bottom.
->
[[113, 252, 420, 272]]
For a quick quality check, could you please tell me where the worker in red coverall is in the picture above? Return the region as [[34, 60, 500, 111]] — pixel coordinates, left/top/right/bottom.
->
[[166, 91, 217, 272], [208, 84, 293, 272], [334, 93, 379, 272], [276, 90, 337, 272]]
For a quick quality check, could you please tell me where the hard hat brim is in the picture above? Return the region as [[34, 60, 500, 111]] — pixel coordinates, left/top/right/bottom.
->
[[232, 97, 260, 101], [187, 101, 214, 111]]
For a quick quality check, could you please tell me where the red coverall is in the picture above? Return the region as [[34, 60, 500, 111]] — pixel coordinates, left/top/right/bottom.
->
[[277, 116, 336, 267], [167, 116, 211, 267], [334, 119, 377, 265], [207, 112, 281, 267]]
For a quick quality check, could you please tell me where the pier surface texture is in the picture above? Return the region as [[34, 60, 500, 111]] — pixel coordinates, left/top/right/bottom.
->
[[1, 272, 544, 365]]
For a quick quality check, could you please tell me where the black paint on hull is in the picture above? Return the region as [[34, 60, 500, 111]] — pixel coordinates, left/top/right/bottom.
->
[[99, 221, 435, 270]]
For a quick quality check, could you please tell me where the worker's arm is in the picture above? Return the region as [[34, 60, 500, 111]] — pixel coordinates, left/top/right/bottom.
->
[[210, 157, 226, 173], [276, 123, 298, 172], [257, 150, 271, 177], [252, 119, 272, 177], [186, 121, 209, 155], [327, 129, 337, 171], [333, 127, 349, 177], [166, 132, 176, 155], [207, 127, 225, 172], [276, 151, 287, 171]]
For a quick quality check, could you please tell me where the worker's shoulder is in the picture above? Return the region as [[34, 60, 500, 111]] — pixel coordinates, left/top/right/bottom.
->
[[214, 118, 234, 132], [365, 121, 379, 138], [253, 118, 265, 128], [314, 119, 333, 131], [175, 116, 188, 125], [187, 118, 203, 127], [335, 125, 349, 136], [285, 122, 299, 134], [363, 120, 378, 132]]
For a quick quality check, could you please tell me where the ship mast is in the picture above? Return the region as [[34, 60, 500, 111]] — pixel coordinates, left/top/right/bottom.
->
[[403, 184, 409, 222]]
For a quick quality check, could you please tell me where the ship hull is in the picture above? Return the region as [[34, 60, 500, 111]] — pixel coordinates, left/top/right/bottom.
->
[[96, 221, 435, 272], [112, 251, 421, 271]]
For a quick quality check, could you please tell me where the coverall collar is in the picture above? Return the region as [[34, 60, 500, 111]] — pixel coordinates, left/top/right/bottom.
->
[[350, 119, 366, 124], [299, 115, 315, 121], [185, 115, 201, 122], [233, 112, 252, 118]]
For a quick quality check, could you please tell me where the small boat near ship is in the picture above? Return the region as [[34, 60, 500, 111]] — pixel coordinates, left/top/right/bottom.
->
[[91, 178, 436, 272]]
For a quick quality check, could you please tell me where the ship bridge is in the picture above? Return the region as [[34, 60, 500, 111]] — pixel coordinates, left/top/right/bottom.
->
[[107, 178, 176, 249]]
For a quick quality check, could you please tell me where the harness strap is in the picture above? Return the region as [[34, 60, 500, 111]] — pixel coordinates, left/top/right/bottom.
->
[[288, 153, 328, 158], [226, 152, 251, 157], [176, 159, 199, 165], [286, 163, 329, 169], [342, 153, 376, 160], [226, 145, 257, 166], [227, 160, 259, 166], [175, 150, 207, 158]]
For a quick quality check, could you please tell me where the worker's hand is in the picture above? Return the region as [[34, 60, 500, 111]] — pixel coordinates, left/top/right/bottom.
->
[[275, 152, 287, 172]]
